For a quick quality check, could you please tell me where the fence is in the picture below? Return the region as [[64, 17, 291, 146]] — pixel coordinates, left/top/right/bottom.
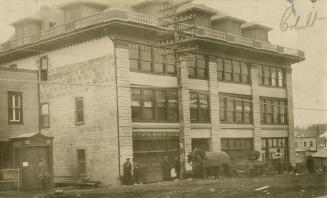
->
[[0, 169, 20, 191]]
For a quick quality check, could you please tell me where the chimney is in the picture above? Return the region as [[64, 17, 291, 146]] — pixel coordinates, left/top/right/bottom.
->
[[41, 6, 50, 30]]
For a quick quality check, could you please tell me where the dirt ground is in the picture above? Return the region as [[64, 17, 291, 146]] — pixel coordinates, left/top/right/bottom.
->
[[1, 174, 326, 198]]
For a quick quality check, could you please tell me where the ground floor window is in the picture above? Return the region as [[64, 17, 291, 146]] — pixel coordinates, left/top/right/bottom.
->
[[261, 138, 288, 172], [221, 138, 253, 164], [77, 149, 86, 175]]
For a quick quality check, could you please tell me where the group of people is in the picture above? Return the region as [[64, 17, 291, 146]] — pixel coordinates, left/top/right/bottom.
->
[[122, 158, 143, 185], [122, 156, 181, 185]]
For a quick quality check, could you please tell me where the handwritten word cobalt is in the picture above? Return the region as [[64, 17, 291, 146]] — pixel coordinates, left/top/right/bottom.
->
[[280, 4, 324, 31]]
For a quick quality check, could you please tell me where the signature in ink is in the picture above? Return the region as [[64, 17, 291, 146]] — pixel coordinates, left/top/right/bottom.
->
[[280, 0, 324, 31]]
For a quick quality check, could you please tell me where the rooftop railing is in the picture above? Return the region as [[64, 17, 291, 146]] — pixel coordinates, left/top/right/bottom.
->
[[0, 9, 304, 59]]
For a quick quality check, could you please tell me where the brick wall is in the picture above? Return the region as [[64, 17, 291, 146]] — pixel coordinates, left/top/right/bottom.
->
[[251, 63, 262, 152], [0, 68, 39, 140], [286, 68, 295, 164]]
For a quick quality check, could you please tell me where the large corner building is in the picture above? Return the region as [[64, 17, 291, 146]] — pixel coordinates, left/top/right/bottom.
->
[[0, 0, 305, 186]]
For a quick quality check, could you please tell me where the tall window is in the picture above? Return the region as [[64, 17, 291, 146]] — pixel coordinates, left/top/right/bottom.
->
[[260, 97, 288, 125], [188, 54, 208, 79], [131, 88, 178, 122], [190, 91, 209, 122], [258, 64, 285, 87], [41, 103, 49, 128], [219, 94, 252, 124], [77, 149, 86, 174], [8, 92, 23, 123], [75, 97, 84, 124], [40, 56, 48, 81], [128, 43, 176, 75], [217, 57, 250, 83]]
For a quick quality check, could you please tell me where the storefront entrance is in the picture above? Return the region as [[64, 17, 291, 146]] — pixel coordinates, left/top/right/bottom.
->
[[133, 132, 179, 183], [261, 138, 288, 171]]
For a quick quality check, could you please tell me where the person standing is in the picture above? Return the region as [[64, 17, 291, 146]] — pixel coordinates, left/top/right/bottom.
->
[[122, 158, 132, 185], [37, 158, 50, 193], [161, 156, 171, 181], [133, 160, 142, 184], [174, 157, 180, 179]]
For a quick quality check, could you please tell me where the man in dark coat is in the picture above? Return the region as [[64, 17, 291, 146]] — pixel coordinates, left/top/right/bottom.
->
[[123, 158, 132, 185], [161, 156, 171, 181], [307, 155, 315, 173], [174, 157, 180, 179]]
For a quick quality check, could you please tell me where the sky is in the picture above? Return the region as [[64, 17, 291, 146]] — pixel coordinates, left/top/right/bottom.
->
[[0, 0, 326, 127]]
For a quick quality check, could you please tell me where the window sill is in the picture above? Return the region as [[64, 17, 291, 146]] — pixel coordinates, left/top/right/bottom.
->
[[220, 123, 254, 129], [261, 124, 289, 129], [218, 80, 251, 86], [8, 121, 24, 124], [258, 85, 286, 89], [75, 122, 85, 126], [130, 70, 177, 77], [188, 76, 208, 80]]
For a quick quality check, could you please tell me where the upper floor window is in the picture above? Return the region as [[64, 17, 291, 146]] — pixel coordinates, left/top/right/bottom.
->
[[131, 87, 178, 122], [310, 141, 313, 147], [129, 43, 176, 75], [260, 97, 287, 125], [304, 141, 307, 147], [8, 92, 23, 123], [75, 97, 84, 124], [219, 94, 252, 124], [217, 57, 250, 84], [188, 54, 208, 79], [40, 56, 48, 81], [41, 103, 49, 128], [258, 65, 285, 87], [190, 91, 209, 122]]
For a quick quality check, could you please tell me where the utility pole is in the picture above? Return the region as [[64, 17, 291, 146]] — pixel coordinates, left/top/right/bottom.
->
[[158, 0, 198, 179]]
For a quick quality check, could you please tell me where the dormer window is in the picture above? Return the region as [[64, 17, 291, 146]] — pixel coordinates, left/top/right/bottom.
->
[[241, 23, 272, 42], [58, 0, 108, 22]]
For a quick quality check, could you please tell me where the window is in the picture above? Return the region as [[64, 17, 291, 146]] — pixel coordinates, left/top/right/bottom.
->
[[277, 69, 284, 87], [232, 60, 241, 83], [131, 88, 142, 120], [131, 88, 178, 122], [257, 64, 285, 87], [140, 45, 152, 72], [77, 149, 86, 174], [129, 43, 139, 71], [188, 54, 208, 79], [190, 91, 209, 122], [218, 57, 250, 83], [304, 141, 307, 147], [219, 94, 252, 124], [128, 43, 176, 75], [40, 56, 48, 81], [75, 97, 84, 124], [221, 138, 253, 150], [217, 57, 224, 81], [260, 97, 288, 125], [41, 103, 49, 128], [8, 92, 23, 123], [310, 141, 313, 147], [9, 64, 17, 69], [219, 96, 225, 122]]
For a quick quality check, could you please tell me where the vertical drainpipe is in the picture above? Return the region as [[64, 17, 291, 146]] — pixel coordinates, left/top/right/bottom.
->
[[37, 68, 41, 134], [113, 38, 121, 179]]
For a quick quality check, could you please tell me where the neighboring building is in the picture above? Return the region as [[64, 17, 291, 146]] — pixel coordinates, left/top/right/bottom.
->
[[0, 67, 39, 169], [0, 0, 305, 186], [294, 124, 327, 162]]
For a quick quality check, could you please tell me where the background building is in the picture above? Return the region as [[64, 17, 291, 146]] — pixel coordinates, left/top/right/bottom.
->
[[0, 0, 304, 186], [0, 67, 39, 169]]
